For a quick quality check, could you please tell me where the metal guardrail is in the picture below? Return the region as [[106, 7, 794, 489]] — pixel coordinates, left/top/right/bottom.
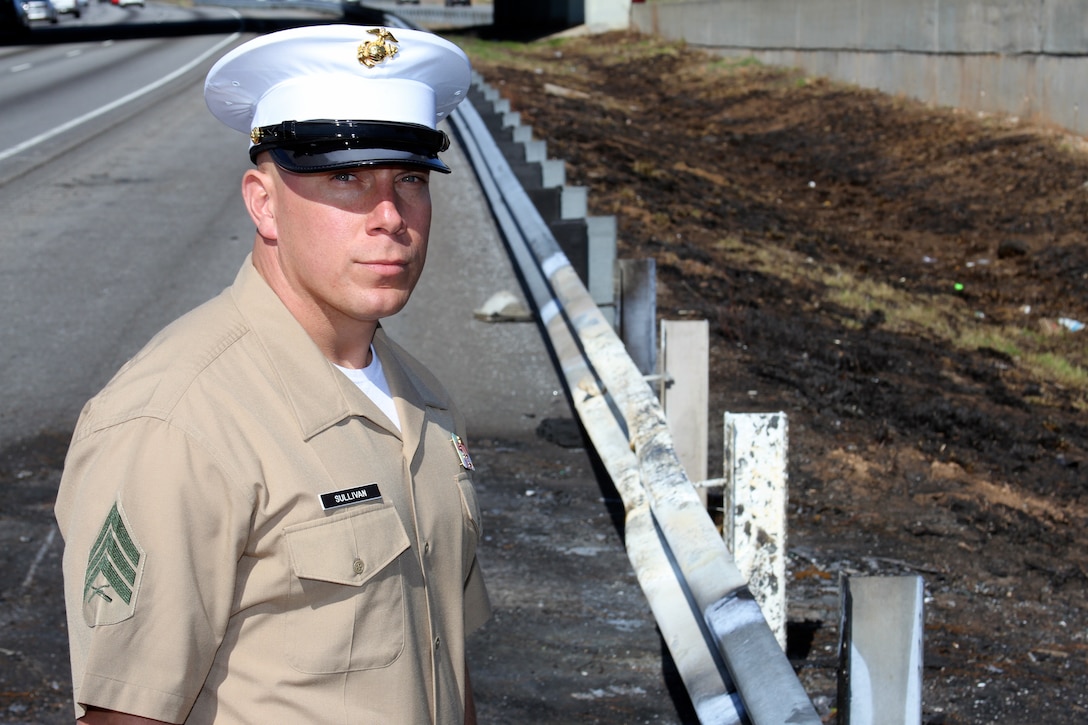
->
[[358, 1, 492, 28], [449, 77, 822, 725], [192, 0, 490, 29], [193, 0, 345, 14]]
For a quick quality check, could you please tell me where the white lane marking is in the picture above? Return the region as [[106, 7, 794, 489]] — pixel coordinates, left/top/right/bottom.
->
[[20, 525, 57, 590], [10, 63, 32, 73], [0, 32, 240, 164]]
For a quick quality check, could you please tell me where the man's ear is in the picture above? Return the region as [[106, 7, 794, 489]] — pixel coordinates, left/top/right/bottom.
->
[[242, 167, 278, 241]]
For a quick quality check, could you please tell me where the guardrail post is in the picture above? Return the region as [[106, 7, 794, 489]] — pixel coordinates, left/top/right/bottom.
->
[[586, 215, 617, 324], [723, 412, 789, 649], [838, 576, 925, 725], [616, 258, 657, 375], [466, 77, 618, 318], [660, 320, 709, 504]]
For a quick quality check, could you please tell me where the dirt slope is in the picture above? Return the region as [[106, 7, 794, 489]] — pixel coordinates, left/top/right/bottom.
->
[[462, 30, 1088, 723]]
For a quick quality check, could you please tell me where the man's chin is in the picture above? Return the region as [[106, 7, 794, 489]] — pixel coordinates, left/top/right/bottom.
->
[[353, 294, 412, 322]]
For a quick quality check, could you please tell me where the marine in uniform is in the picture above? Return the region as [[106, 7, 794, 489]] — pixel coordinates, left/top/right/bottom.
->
[[55, 25, 490, 724]]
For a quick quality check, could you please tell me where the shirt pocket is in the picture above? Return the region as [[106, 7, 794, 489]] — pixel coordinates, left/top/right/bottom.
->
[[283, 504, 410, 673]]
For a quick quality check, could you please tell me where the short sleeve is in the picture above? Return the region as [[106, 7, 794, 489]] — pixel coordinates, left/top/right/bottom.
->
[[56, 417, 254, 722]]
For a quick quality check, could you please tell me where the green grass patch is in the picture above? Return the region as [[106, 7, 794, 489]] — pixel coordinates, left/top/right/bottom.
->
[[715, 235, 1087, 401]]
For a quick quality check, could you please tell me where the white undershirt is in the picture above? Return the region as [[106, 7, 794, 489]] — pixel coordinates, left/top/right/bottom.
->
[[334, 346, 401, 432]]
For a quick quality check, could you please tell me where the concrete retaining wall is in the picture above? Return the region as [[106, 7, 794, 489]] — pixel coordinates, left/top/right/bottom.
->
[[631, 0, 1088, 136]]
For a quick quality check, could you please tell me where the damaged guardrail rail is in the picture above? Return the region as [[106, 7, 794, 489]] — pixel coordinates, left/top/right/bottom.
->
[[448, 77, 822, 725]]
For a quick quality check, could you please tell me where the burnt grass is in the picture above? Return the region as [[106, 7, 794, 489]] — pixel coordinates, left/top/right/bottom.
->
[[463, 30, 1088, 723]]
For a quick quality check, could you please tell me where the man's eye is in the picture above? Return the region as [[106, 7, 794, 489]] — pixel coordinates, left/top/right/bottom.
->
[[331, 172, 354, 182]]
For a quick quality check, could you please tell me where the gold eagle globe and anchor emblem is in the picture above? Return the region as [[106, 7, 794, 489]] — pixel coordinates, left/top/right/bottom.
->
[[357, 28, 400, 68]]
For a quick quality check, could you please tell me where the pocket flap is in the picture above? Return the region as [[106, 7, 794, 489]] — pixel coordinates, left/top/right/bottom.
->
[[285, 505, 410, 586]]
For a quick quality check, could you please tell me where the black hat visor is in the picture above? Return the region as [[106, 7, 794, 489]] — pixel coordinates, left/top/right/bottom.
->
[[251, 120, 451, 174]]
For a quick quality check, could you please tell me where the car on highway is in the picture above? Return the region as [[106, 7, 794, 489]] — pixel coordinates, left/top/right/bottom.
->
[[111, 0, 143, 7], [445, 0, 470, 5], [52, 0, 81, 17], [22, 0, 58, 23]]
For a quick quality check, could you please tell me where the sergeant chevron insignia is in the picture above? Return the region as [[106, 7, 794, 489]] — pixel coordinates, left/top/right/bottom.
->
[[83, 501, 145, 627]]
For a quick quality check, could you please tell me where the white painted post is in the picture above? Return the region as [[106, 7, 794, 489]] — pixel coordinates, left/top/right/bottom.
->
[[584, 0, 636, 30], [660, 320, 709, 504], [723, 412, 789, 650], [838, 576, 925, 725]]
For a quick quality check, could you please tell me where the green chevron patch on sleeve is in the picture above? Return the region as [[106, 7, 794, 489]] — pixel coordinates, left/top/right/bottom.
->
[[82, 501, 145, 627]]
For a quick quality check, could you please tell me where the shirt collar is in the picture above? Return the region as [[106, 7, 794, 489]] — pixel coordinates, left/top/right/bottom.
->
[[228, 256, 446, 440]]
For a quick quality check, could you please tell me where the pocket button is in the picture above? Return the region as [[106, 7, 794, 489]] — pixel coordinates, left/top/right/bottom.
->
[[352, 558, 365, 575]]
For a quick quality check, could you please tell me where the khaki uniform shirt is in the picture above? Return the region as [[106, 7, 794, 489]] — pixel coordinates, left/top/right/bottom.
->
[[55, 257, 490, 724]]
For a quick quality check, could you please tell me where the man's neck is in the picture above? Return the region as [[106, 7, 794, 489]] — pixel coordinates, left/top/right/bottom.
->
[[251, 249, 377, 370]]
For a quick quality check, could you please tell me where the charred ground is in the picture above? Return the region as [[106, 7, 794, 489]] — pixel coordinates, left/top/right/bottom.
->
[[461, 30, 1088, 723]]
